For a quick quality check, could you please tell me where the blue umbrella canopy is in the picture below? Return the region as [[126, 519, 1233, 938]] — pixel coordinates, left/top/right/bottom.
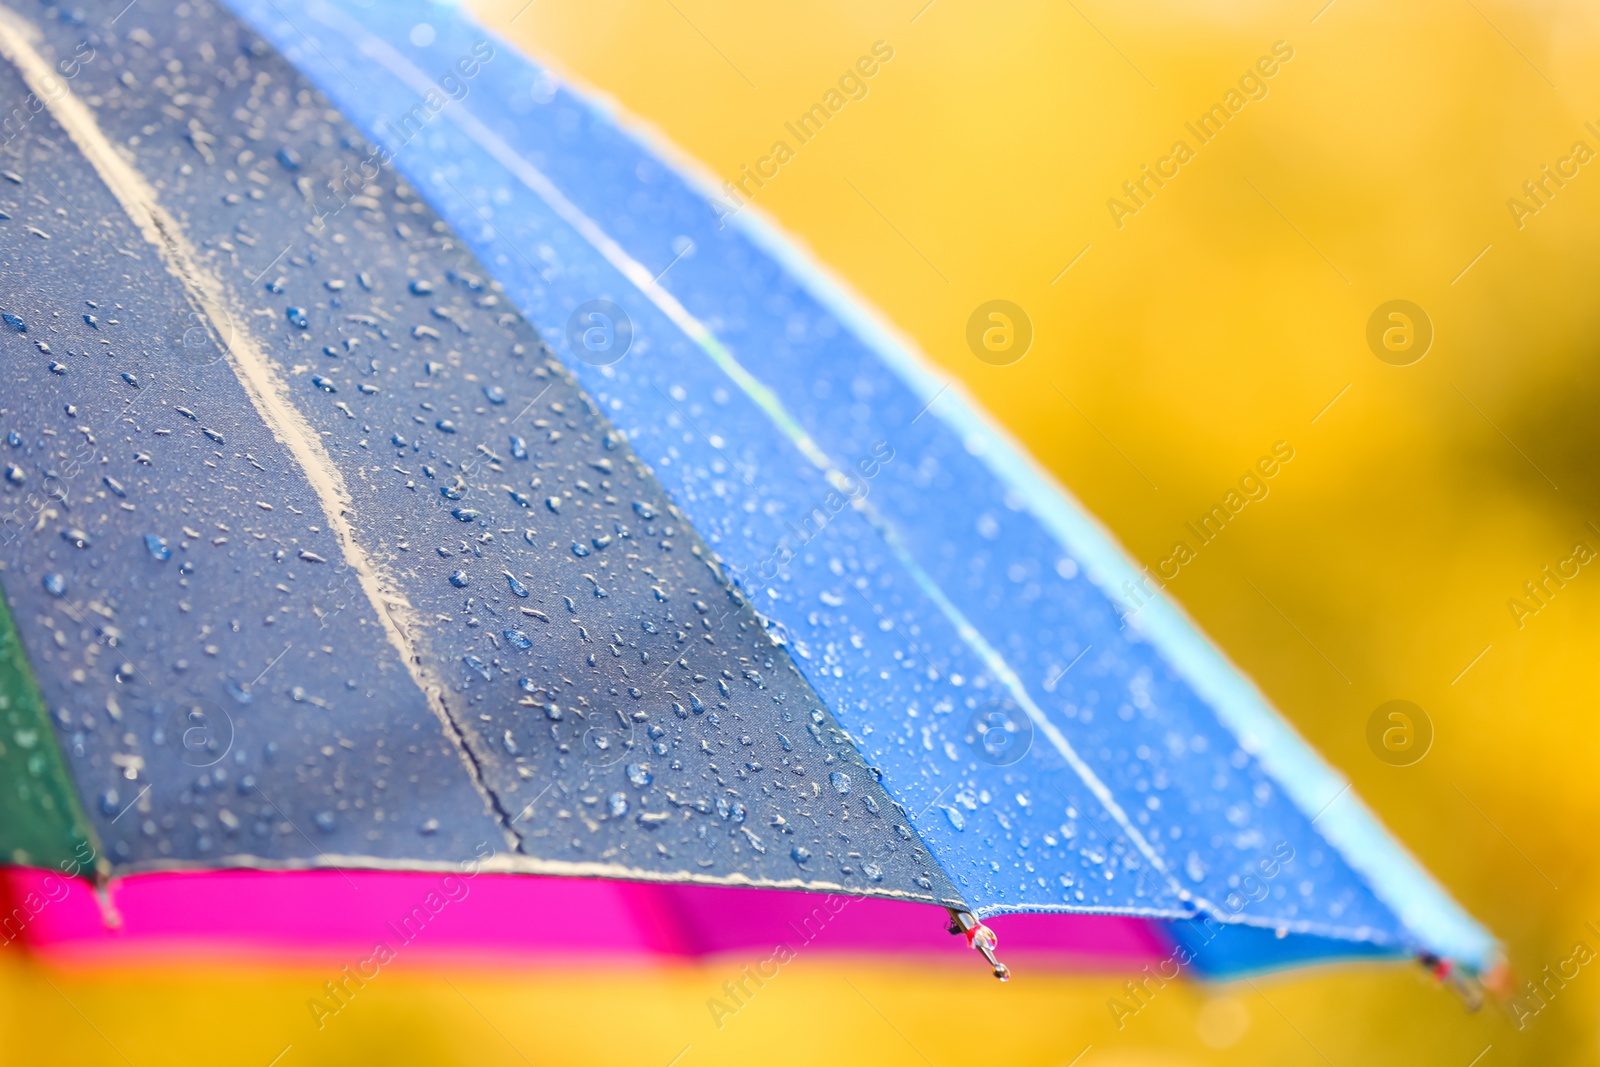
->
[[0, 0, 1495, 984]]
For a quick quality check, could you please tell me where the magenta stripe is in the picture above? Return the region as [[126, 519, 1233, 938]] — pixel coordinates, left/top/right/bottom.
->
[[2, 868, 1165, 970]]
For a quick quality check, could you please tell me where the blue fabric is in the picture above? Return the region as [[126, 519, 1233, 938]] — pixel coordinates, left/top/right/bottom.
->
[[226, 0, 1497, 971], [1157, 916, 1402, 980]]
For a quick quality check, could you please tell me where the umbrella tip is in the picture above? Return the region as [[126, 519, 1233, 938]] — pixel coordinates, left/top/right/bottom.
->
[[92, 875, 123, 931], [1420, 953, 1488, 1010], [947, 909, 1011, 981]]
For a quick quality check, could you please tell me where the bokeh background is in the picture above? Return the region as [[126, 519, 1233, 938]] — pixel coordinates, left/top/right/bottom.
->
[[6, 0, 1599, 1062]]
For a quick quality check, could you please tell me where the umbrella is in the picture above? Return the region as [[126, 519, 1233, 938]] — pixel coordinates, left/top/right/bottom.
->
[[0, 0, 1494, 989]]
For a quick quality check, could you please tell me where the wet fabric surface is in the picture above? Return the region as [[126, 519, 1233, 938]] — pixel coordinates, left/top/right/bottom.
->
[[0, 0, 960, 907]]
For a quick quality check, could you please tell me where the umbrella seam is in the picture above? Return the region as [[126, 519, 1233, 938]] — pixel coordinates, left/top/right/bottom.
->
[[0, 5, 526, 858], [80, 852, 968, 906]]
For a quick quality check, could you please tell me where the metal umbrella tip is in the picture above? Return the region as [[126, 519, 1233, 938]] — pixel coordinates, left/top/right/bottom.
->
[[947, 909, 1011, 981]]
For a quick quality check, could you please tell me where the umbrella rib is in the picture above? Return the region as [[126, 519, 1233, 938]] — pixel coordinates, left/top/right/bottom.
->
[[0, 11, 527, 854]]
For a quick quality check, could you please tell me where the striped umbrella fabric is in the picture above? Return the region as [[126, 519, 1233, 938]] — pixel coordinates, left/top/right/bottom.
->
[[0, 0, 1494, 988]]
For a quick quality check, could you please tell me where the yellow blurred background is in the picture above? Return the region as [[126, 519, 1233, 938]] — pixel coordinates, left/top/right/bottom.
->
[[8, 0, 1600, 1062]]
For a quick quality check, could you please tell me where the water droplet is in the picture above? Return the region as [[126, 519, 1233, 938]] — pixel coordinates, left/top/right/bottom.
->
[[509, 435, 528, 460], [626, 763, 652, 787], [790, 846, 811, 864], [608, 792, 629, 817], [504, 572, 528, 597], [435, 419, 457, 434], [144, 534, 171, 561], [863, 863, 884, 882], [944, 806, 966, 831], [449, 570, 470, 588], [61, 528, 91, 549], [570, 542, 590, 557], [545, 496, 562, 513], [408, 279, 435, 296], [315, 811, 336, 832], [451, 508, 480, 523], [829, 771, 852, 795], [103, 476, 126, 497], [483, 385, 506, 405], [544, 703, 563, 721], [286, 307, 308, 329], [4, 464, 22, 485], [311, 375, 337, 393], [503, 628, 531, 650], [2, 312, 25, 332], [462, 654, 491, 680]]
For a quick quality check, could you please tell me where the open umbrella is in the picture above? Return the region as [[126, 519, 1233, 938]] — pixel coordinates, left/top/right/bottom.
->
[[0, 0, 1494, 990]]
